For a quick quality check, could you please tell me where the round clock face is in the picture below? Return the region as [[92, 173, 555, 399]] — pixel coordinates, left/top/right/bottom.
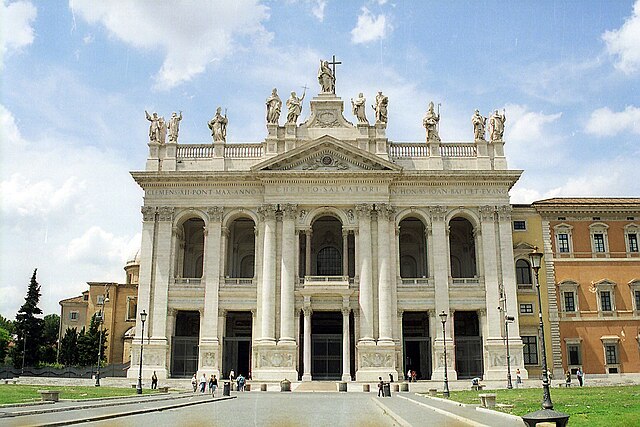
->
[[321, 155, 333, 165]]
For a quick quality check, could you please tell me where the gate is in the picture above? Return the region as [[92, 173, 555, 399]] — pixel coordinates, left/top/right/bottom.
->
[[454, 336, 483, 379], [312, 333, 342, 380], [171, 337, 199, 378]]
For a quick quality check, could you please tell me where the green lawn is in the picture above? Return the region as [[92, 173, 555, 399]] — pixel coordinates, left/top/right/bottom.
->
[[0, 384, 163, 405], [445, 385, 640, 427]]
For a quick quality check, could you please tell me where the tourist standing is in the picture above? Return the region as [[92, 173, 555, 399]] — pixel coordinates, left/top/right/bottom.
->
[[151, 371, 158, 390], [516, 368, 522, 387], [378, 377, 384, 397], [237, 373, 245, 392], [210, 375, 218, 397], [191, 373, 198, 392], [576, 368, 584, 387], [229, 369, 235, 391]]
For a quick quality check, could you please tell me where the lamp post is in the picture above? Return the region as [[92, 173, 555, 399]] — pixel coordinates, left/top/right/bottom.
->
[[439, 310, 450, 398], [136, 310, 147, 395], [522, 247, 570, 427], [504, 314, 514, 389], [95, 292, 109, 387]]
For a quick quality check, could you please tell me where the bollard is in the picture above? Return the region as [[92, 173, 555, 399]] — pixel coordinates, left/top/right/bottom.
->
[[223, 381, 230, 396], [280, 379, 291, 392], [400, 383, 409, 392], [363, 384, 370, 392], [383, 382, 391, 397], [428, 388, 437, 396], [393, 384, 399, 393], [261, 383, 267, 392], [339, 382, 347, 392]]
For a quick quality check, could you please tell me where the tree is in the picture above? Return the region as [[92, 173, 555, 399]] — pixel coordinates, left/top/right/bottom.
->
[[77, 314, 108, 367], [0, 314, 14, 335], [59, 327, 79, 366], [40, 314, 60, 364], [11, 269, 45, 368], [0, 327, 10, 364]]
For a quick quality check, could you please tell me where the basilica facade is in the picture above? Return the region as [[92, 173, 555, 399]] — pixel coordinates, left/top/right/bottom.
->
[[127, 72, 527, 382]]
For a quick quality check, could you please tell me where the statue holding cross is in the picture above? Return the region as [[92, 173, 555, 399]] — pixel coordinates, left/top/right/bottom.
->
[[318, 55, 341, 94]]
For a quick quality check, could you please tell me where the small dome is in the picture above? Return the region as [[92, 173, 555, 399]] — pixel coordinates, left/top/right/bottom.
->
[[125, 247, 141, 268]]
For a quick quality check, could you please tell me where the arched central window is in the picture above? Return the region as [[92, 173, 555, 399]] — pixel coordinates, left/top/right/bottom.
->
[[178, 218, 205, 278], [398, 217, 428, 278], [226, 217, 256, 278], [449, 217, 477, 278], [317, 247, 341, 275], [515, 259, 532, 285]]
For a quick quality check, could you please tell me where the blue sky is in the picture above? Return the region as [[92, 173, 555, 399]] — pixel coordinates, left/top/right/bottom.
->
[[1, 0, 639, 317]]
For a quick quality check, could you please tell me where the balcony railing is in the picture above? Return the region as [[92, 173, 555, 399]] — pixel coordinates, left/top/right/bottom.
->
[[389, 143, 429, 158], [174, 278, 202, 286], [451, 277, 481, 285], [399, 277, 432, 285], [176, 145, 214, 158], [224, 144, 263, 158], [223, 277, 255, 286], [439, 143, 477, 157]]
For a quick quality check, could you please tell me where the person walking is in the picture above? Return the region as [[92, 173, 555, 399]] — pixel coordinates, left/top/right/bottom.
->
[[576, 368, 584, 387], [377, 377, 384, 397], [199, 373, 207, 393], [565, 371, 572, 387], [151, 371, 158, 390], [229, 369, 235, 391], [237, 373, 245, 392], [406, 369, 411, 382], [516, 368, 522, 387], [210, 375, 218, 397], [191, 373, 198, 392]]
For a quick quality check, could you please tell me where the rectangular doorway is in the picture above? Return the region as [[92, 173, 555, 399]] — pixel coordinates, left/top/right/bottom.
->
[[402, 311, 431, 380], [171, 310, 200, 378], [454, 311, 483, 379], [223, 311, 252, 379], [311, 311, 342, 380]]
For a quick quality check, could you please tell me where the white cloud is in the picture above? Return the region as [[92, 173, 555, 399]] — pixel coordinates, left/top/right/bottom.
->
[[65, 226, 139, 267], [351, 7, 390, 44], [1, 174, 84, 217], [585, 105, 640, 137], [311, 0, 326, 22], [0, 103, 25, 146], [0, 0, 37, 68], [603, 0, 640, 75], [69, 0, 271, 90], [505, 104, 562, 147]]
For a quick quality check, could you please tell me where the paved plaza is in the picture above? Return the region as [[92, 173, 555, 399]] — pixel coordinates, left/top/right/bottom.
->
[[0, 388, 525, 427]]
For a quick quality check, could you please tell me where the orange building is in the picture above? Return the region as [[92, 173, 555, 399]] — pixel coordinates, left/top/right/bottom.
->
[[534, 198, 640, 376]]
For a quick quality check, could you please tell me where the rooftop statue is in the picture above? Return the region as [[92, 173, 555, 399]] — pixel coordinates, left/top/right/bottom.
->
[[351, 92, 369, 124], [318, 59, 335, 94], [489, 109, 506, 142], [472, 109, 487, 141], [373, 91, 388, 124], [266, 88, 282, 125], [158, 116, 167, 144], [145, 110, 162, 143], [423, 101, 441, 142], [168, 111, 182, 143], [286, 90, 306, 125], [208, 107, 228, 142]]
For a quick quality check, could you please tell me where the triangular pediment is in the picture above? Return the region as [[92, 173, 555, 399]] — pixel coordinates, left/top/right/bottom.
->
[[251, 136, 402, 172]]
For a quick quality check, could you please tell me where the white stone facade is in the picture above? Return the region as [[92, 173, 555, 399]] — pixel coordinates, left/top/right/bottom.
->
[[127, 90, 527, 383]]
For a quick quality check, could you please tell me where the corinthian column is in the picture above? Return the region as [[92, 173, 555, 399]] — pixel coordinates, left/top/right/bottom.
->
[[376, 204, 394, 343], [258, 204, 278, 343], [202, 207, 223, 346], [302, 306, 312, 381], [342, 306, 351, 381], [279, 204, 297, 343], [356, 204, 374, 343]]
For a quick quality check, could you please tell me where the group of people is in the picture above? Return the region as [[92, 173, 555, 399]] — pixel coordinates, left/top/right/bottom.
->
[[191, 373, 219, 396], [406, 369, 418, 382], [565, 368, 584, 387]]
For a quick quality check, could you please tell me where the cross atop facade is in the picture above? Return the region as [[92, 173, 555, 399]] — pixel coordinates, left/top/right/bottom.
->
[[328, 54, 341, 93]]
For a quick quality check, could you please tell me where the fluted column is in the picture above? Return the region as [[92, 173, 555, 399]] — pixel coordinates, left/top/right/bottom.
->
[[376, 204, 394, 343], [430, 206, 450, 337], [201, 207, 223, 346], [305, 229, 312, 276], [302, 306, 312, 381], [150, 207, 174, 340], [342, 306, 351, 381], [342, 229, 349, 276], [480, 205, 502, 339], [279, 204, 297, 343], [356, 204, 374, 342], [259, 204, 278, 343], [220, 226, 229, 277]]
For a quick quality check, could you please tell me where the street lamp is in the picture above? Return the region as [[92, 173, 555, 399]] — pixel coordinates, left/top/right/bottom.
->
[[522, 247, 570, 427], [504, 314, 515, 389], [136, 310, 147, 395], [95, 292, 109, 387], [439, 310, 450, 398]]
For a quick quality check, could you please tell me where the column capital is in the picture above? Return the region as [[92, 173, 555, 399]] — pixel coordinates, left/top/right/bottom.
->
[[304, 228, 313, 237], [429, 205, 447, 222], [479, 205, 496, 222], [207, 206, 224, 222], [258, 204, 278, 220], [141, 206, 156, 221], [341, 307, 351, 317], [375, 203, 395, 221], [157, 206, 175, 222], [218, 308, 227, 317], [280, 203, 298, 220], [167, 308, 177, 317], [355, 203, 374, 219], [303, 306, 313, 317], [497, 205, 512, 221]]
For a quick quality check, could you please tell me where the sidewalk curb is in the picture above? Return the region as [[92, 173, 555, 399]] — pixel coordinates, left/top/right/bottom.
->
[[371, 397, 412, 427], [475, 406, 526, 425], [397, 395, 487, 427], [0, 393, 197, 418], [36, 395, 237, 427]]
